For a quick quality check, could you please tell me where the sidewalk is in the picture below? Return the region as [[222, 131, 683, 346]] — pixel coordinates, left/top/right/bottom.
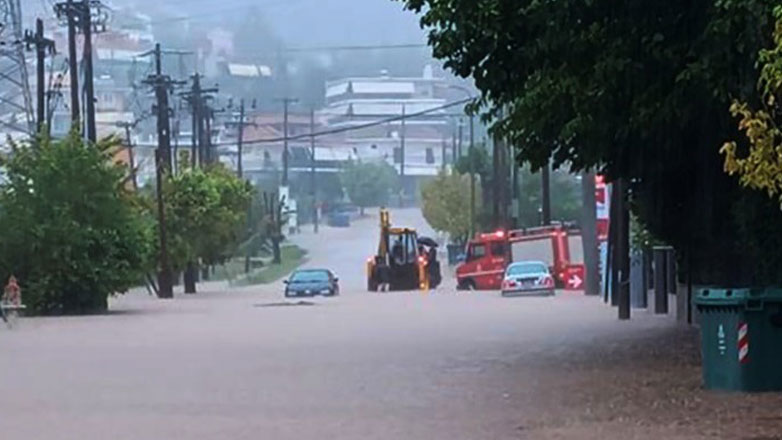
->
[[503, 321, 782, 439]]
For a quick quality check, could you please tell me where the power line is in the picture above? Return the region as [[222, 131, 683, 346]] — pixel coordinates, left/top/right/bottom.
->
[[285, 43, 427, 53], [212, 97, 472, 148]]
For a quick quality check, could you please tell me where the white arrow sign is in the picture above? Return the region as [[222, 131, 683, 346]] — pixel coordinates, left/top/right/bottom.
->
[[568, 274, 583, 289]]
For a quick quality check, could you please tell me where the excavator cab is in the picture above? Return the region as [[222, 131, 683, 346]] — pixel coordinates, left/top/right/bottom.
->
[[367, 209, 430, 291]]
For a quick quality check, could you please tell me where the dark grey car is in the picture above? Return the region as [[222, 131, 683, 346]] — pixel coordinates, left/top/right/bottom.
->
[[284, 269, 340, 298]]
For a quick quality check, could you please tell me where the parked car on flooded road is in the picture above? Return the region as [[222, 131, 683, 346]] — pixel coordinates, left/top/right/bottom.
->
[[500, 261, 555, 297], [284, 269, 340, 298]]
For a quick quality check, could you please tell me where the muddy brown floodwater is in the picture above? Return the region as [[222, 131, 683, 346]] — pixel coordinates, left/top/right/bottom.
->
[[1, 210, 780, 440]]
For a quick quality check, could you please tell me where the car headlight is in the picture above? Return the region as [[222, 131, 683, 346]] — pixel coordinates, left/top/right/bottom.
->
[[320, 289, 332, 294]]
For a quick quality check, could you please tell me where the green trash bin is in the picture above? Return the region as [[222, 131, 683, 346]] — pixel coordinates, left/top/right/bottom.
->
[[694, 288, 782, 392]]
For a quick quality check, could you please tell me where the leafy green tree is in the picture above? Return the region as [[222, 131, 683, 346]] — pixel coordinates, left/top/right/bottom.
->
[[340, 160, 399, 214], [0, 132, 155, 315], [420, 171, 476, 244], [722, 13, 782, 200], [163, 165, 252, 292], [399, 0, 782, 285]]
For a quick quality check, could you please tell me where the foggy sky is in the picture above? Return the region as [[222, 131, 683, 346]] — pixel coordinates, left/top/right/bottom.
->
[[25, 0, 429, 48]]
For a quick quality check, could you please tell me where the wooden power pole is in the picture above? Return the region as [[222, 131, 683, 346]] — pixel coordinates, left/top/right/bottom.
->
[[24, 19, 55, 135]]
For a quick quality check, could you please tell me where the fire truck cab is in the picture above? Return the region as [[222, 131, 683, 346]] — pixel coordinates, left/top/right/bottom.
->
[[455, 225, 583, 290]]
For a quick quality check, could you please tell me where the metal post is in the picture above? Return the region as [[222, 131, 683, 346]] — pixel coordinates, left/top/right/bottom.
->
[[654, 246, 668, 314], [82, 0, 96, 143]]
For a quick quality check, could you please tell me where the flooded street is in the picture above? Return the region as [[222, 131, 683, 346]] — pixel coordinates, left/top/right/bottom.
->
[[2, 210, 779, 439]]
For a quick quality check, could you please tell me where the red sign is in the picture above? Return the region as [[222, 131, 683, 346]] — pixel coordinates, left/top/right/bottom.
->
[[563, 265, 585, 291]]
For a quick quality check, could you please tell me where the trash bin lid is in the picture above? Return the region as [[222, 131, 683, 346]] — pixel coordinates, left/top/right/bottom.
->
[[694, 288, 779, 306]]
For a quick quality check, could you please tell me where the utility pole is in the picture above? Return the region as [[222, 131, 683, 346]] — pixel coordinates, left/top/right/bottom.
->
[[310, 108, 318, 233], [205, 106, 213, 164], [541, 160, 552, 225], [400, 104, 406, 207], [469, 114, 476, 238], [81, 0, 96, 143], [141, 43, 182, 299], [54, 0, 107, 139], [276, 97, 298, 186], [237, 99, 246, 178], [225, 98, 257, 177], [616, 179, 631, 320], [457, 118, 463, 158], [24, 18, 56, 134], [492, 135, 500, 229], [190, 75, 200, 167], [181, 73, 217, 168], [441, 139, 447, 171], [581, 172, 600, 296], [55, 0, 79, 125], [451, 125, 457, 165], [115, 120, 138, 191]]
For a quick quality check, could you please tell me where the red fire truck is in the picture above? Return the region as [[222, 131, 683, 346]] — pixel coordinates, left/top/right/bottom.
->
[[455, 224, 585, 291]]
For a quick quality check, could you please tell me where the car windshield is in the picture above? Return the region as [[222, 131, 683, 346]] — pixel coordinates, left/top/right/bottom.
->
[[290, 271, 329, 283], [507, 263, 547, 276]]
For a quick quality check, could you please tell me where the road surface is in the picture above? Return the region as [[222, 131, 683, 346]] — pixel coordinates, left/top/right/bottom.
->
[[1, 209, 781, 439]]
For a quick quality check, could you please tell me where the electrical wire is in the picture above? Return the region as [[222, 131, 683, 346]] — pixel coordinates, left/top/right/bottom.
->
[[211, 97, 472, 148]]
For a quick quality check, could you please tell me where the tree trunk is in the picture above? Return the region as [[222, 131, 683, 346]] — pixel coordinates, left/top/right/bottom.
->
[[272, 237, 282, 264], [581, 172, 600, 296], [184, 262, 197, 294]]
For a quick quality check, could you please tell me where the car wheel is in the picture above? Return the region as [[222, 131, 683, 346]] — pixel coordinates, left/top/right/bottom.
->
[[458, 279, 476, 291]]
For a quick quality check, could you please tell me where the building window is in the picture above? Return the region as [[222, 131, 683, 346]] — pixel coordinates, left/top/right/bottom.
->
[[393, 147, 402, 164], [425, 148, 434, 164], [103, 93, 114, 104]]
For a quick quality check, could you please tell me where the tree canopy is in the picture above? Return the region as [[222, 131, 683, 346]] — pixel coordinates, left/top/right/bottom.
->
[[340, 160, 399, 213], [0, 132, 155, 314], [163, 165, 253, 273], [420, 171, 475, 244], [400, 0, 782, 285], [723, 12, 782, 200]]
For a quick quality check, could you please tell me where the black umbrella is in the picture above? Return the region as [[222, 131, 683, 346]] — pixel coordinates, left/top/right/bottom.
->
[[417, 236, 439, 248]]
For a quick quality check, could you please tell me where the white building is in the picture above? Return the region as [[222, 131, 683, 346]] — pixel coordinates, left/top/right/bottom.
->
[[321, 67, 455, 180]]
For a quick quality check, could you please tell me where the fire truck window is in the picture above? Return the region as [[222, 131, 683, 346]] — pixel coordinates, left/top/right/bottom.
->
[[491, 242, 507, 256], [468, 244, 486, 261]]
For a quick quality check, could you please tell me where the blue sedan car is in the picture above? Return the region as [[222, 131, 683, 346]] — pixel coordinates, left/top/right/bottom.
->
[[284, 269, 340, 298]]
